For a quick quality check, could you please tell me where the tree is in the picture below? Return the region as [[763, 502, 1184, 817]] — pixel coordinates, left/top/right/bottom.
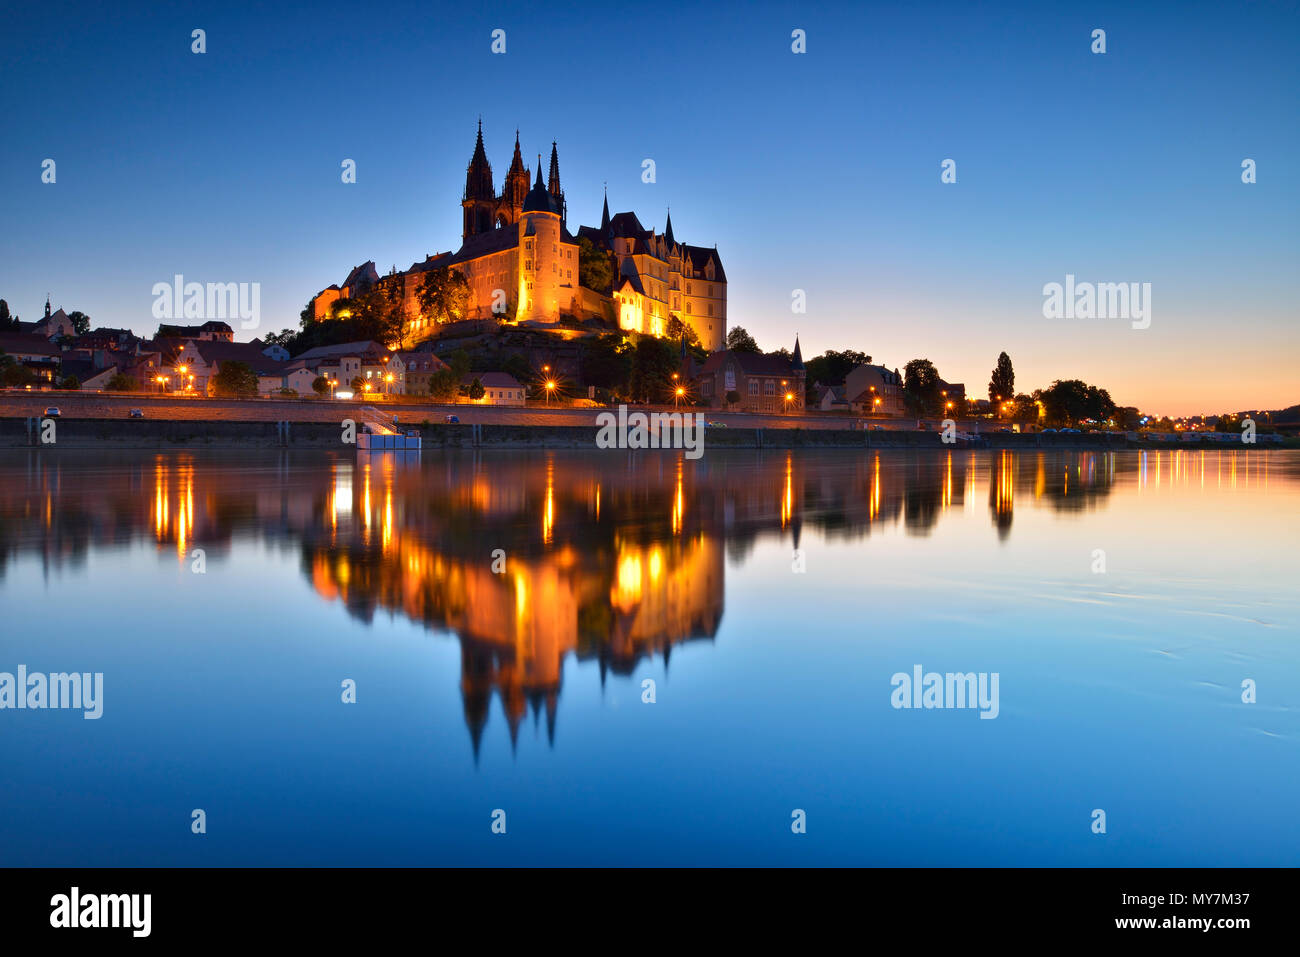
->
[[804, 349, 870, 387], [3, 364, 36, 388], [67, 311, 91, 336], [1034, 379, 1116, 427], [349, 376, 365, 392], [265, 328, 297, 349], [60, 375, 81, 390], [106, 373, 139, 392], [1010, 393, 1037, 421], [988, 352, 1014, 403], [628, 336, 678, 402], [312, 375, 330, 396], [580, 333, 632, 392], [416, 268, 471, 327], [665, 316, 700, 349], [725, 389, 741, 409], [0, 300, 12, 331], [578, 237, 614, 293], [726, 326, 760, 353], [211, 360, 258, 397], [903, 358, 943, 414], [427, 366, 461, 400], [382, 279, 410, 350], [467, 377, 485, 401]]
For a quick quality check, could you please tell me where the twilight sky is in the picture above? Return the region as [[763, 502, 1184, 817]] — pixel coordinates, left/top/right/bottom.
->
[[1, 0, 1295, 416]]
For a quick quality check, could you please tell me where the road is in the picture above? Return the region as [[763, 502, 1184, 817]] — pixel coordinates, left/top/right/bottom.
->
[[0, 391, 935, 431]]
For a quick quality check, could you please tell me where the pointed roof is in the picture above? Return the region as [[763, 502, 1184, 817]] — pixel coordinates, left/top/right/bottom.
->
[[507, 130, 527, 178], [600, 188, 611, 234], [464, 121, 494, 200], [523, 159, 561, 214], [792, 335, 804, 370], [547, 141, 561, 197], [664, 209, 675, 246]]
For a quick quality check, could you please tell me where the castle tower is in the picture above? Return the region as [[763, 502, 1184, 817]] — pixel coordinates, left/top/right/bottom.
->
[[499, 131, 531, 225], [547, 141, 566, 227], [462, 120, 496, 242], [518, 162, 563, 322]]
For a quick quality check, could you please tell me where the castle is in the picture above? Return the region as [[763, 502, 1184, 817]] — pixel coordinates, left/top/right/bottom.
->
[[311, 123, 727, 351]]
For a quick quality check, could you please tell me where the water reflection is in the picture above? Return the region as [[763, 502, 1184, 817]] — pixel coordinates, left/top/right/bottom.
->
[[0, 447, 1293, 754]]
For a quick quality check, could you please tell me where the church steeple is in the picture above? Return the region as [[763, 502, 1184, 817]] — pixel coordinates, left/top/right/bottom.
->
[[600, 187, 611, 235], [502, 129, 530, 213], [464, 119, 493, 200], [547, 141, 561, 197], [44, 296, 51, 319], [792, 335, 804, 370], [664, 208, 675, 247], [462, 120, 496, 242], [547, 141, 566, 227]]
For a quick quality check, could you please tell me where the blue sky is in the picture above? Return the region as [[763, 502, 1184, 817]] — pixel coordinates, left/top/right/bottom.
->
[[1, 0, 1296, 415]]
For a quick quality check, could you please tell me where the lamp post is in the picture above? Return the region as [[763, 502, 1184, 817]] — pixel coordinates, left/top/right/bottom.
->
[[675, 385, 685, 409], [545, 380, 556, 406]]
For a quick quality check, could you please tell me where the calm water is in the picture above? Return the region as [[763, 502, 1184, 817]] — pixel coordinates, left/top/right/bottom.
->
[[1, 447, 1297, 866]]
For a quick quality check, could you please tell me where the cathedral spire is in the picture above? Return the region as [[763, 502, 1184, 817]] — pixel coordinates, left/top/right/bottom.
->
[[508, 130, 525, 176], [664, 207, 675, 247], [548, 141, 561, 197], [600, 186, 611, 235], [464, 121, 493, 200]]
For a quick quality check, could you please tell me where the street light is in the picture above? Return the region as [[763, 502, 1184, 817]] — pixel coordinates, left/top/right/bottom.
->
[[675, 385, 685, 408], [545, 380, 556, 405]]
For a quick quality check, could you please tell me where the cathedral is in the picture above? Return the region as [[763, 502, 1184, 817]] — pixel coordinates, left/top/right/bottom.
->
[[311, 122, 727, 352]]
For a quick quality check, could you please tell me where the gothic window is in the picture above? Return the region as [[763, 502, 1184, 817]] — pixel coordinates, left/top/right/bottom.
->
[[748, 379, 759, 396], [764, 380, 775, 396], [725, 369, 736, 391]]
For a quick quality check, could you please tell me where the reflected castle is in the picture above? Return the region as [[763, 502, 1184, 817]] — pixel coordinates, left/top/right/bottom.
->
[[1, 445, 1281, 755]]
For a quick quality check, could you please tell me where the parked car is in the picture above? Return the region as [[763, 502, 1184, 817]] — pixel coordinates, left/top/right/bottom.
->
[[996, 427, 1013, 433], [445, 414, 460, 423], [1061, 427, 1081, 434], [1041, 428, 1057, 434], [43, 407, 61, 417], [706, 421, 727, 428], [129, 408, 144, 418]]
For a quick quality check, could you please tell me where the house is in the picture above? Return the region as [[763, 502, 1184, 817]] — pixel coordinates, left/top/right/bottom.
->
[[17, 298, 75, 339], [846, 364, 905, 416], [154, 320, 234, 342], [294, 340, 390, 391], [166, 339, 286, 394], [258, 362, 318, 396], [390, 351, 449, 396], [694, 337, 806, 413], [460, 372, 526, 406], [812, 383, 850, 412], [0, 333, 62, 385]]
